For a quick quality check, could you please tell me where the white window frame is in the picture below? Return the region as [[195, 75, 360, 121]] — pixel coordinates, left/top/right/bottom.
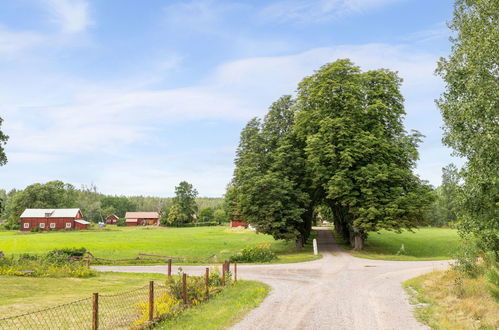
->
[[39, 223, 45, 229], [66, 222, 72, 228], [23, 223, 29, 229], [50, 223, 56, 229]]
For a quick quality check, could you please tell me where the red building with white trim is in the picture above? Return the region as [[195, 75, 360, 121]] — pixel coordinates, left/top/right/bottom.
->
[[105, 214, 119, 225], [20, 209, 90, 231]]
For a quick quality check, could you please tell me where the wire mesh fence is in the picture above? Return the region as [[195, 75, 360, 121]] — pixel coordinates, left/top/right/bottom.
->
[[0, 261, 236, 330]]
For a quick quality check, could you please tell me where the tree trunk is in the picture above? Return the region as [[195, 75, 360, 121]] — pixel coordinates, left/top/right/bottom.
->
[[353, 234, 364, 250], [295, 237, 304, 250]]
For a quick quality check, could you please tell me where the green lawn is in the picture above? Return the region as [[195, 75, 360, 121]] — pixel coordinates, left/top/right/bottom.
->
[[333, 227, 459, 260], [0, 272, 269, 330], [0, 226, 319, 264], [0, 272, 167, 317], [158, 280, 269, 330]]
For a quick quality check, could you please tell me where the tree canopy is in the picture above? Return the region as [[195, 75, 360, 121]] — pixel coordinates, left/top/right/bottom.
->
[[168, 181, 199, 225], [436, 0, 499, 255], [0, 116, 8, 167], [227, 59, 432, 250]]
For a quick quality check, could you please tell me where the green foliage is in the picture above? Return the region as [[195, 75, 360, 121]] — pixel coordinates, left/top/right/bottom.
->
[[230, 245, 277, 263], [5, 181, 77, 227], [167, 181, 199, 226], [199, 207, 214, 222], [213, 209, 228, 224], [0, 250, 94, 278], [425, 164, 460, 227], [0, 116, 8, 166], [436, 0, 499, 259], [116, 217, 126, 226]]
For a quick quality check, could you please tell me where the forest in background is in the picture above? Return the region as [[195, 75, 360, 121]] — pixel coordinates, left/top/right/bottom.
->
[[0, 181, 224, 229]]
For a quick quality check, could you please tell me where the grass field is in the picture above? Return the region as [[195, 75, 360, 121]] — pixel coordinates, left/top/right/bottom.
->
[[0, 272, 269, 329], [0, 272, 167, 317], [404, 270, 499, 329], [0, 226, 319, 264], [158, 281, 269, 329], [333, 227, 459, 260]]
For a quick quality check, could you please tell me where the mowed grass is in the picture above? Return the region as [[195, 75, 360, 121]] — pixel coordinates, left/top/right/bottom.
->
[[404, 270, 499, 329], [158, 280, 269, 330], [0, 226, 319, 264], [0, 272, 167, 317], [333, 227, 459, 260]]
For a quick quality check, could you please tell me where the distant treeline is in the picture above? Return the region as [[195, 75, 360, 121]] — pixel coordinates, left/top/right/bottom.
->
[[0, 181, 224, 229]]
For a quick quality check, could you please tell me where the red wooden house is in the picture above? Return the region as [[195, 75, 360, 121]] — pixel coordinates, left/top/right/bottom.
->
[[20, 209, 90, 231], [124, 212, 159, 226], [105, 214, 119, 225]]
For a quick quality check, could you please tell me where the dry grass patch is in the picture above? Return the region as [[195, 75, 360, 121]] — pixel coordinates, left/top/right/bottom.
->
[[404, 270, 498, 329]]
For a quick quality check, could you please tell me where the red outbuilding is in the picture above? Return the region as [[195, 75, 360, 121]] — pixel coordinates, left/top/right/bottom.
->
[[105, 214, 119, 225], [230, 220, 248, 228], [20, 209, 90, 231], [124, 212, 159, 226]]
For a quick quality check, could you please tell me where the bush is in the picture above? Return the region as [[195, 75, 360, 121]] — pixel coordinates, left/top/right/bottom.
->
[[0, 249, 94, 278], [230, 245, 277, 263], [117, 217, 126, 226]]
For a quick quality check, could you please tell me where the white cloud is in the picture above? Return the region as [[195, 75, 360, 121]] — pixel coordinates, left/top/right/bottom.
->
[[0, 26, 45, 57], [260, 0, 403, 23], [45, 0, 91, 33], [2, 42, 451, 191]]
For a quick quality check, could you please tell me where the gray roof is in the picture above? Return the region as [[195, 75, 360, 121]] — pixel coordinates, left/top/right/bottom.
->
[[20, 208, 82, 218]]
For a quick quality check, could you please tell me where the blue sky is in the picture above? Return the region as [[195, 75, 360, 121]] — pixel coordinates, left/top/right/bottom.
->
[[0, 0, 461, 197]]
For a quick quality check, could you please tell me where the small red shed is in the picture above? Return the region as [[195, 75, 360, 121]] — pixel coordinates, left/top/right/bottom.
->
[[124, 212, 159, 226], [230, 220, 248, 228], [20, 209, 88, 231], [105, 214, 119, 225]]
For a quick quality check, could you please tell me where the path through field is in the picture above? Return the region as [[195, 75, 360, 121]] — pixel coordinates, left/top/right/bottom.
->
[[94, 227, 450, 329]]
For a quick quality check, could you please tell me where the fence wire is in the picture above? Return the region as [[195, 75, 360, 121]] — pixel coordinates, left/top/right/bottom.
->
[[99, 285, 148, 330], [0, 297, 92, 330]]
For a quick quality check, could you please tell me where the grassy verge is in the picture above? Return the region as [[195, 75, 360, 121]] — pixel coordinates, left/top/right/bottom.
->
[[0, 226, 319, 264], [158, 280, 269, 329], [404, 270, 498, 329], [0, 272, 167, 317], [332, 227, 458, 261]]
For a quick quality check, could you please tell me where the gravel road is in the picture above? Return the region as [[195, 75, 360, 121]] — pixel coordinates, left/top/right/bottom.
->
[[94, 227, 450, 330]]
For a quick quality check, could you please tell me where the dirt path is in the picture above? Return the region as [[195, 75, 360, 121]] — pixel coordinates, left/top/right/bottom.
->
[[94, 227, 450, 329]]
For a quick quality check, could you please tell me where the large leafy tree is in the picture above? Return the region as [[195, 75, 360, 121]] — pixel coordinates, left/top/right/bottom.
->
[[229, 97, 313, 247], [436, 0, 499, 255], [170, 181, 198, 225], [294, 59, 432, 250]]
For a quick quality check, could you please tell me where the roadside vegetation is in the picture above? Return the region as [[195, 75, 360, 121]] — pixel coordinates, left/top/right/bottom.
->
[[158, 280, 269, 330], [332, 227, 459, 261], [404, 270, 498, 329], [0, 226, 319, 264]]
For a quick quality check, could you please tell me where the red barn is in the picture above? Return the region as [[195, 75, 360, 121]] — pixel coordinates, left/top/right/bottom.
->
[[125, 212, 159, 226], [231, 220, 248, 228], [20, 209, 90, 231], [105, 214, 119, 225]]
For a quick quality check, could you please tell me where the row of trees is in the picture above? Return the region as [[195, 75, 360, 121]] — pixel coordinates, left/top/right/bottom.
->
[[227, 59, 433, 250], [0, 180, 226, 229]]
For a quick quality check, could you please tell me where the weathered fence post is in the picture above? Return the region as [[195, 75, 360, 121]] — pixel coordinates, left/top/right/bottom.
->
[[86, 258, 90, 268], [149, 281, 154, 322], [222, 263, 226, 286], [92, 293, 99, 330], [313, 238, 318, 255], [182, 273, 187, 304], [205, 267, 209, 299], [167, 259, 172, 277], [234, 262, 237, 282]]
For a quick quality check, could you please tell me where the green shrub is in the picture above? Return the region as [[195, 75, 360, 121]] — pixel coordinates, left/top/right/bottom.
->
[[0, 250, 94, 278], [230, 245, 276, 263]]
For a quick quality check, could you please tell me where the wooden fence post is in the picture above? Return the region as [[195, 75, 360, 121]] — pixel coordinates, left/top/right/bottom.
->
[[222, 263, 226, 286], [234, 262, 237, 282], [92, 293, 99, 330], [205, 267, 209, 299], [167, 259, 172, 277], [149, 281, 154, 322], [182, 273, 187, 305]]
